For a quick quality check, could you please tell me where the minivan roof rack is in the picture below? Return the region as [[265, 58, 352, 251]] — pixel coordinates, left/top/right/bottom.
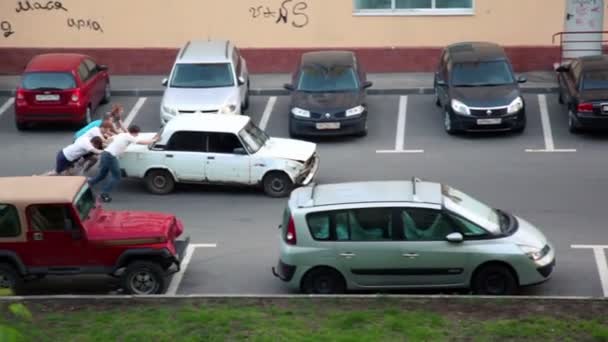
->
[[411, 177, 422, 202], [296, 182, 316, 208], [179, 41, 191, 60]]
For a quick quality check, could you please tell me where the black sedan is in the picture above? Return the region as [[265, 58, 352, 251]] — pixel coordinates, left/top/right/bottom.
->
[[434, 42, 527, 134], [556, 55, 608, 133], [284, 51, 373, 138]]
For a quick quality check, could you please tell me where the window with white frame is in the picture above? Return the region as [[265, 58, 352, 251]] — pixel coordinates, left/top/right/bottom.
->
[[354, 0, 474, 15]]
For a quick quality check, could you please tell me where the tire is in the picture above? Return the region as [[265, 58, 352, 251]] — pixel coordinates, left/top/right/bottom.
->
[[354, 121, 368, 137], [434, 90, 441, 107], [288, 120, 300, 139], [120, 261, 168, 295], [15, 121, 28, 131], [101, 82, 111, 104], [568, 110, 581, 134], [444, 109, 458, 135], [0, 263, 23, 295], [557, 90, 564, 104], [471, 264, 518, 295], [301, 268, 346, 294], [513, 116, 526, 134], [262, 171, 293, 198], [145, 169, 175, 195], [81, 106, 92, 126]]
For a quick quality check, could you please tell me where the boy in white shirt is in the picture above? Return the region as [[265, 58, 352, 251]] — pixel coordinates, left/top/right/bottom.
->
[[53, 136, 104, 175], [88, 125, 159, 202]]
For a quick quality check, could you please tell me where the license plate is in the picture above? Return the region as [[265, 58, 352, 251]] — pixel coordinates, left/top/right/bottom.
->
[[316, 122, 340, 130], [477, 118, 502, 125], [36, 94, 60, 101]]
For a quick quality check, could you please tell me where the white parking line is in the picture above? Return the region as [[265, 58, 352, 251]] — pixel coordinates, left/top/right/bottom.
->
[[377, 95, 424, 154], [526, 94, 576, 153], [0, 98, 15, 118], [259, 96, 277, 130], [166, 243, 217, 296], [123, 97, 147, 126], [571, 245, 608, 297]]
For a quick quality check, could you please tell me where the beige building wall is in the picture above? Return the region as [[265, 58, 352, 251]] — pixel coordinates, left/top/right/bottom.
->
[[0, 0, 599, 49]]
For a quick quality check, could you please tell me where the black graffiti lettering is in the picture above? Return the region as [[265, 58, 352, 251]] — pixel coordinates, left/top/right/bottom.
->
[[249, 6, 263, 18], [67, 18, 104, 33], [263, 6, 276, 18], [15, 0, 68, 13], [291, 2, 308, 28], [275, 0, 291, 24], [91, 21, 103, 32], [1, 21, 15, 38]]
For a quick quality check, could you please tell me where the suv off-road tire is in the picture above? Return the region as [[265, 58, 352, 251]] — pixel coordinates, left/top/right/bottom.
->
[[471, 264, 518, 295], [145, 169, 175, 195], [120, 261, 168, 295], [0, 263, 23, 295], [263, 171, 293, 198], [301, 267, 346, 294]]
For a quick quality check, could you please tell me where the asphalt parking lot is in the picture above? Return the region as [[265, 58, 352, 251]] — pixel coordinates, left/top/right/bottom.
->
[[1, 93, 608, 297]]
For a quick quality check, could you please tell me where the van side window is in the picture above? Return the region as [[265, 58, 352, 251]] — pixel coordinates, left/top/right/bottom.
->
[[306, 208, 393, 242], [400, 208, 454, 241], [27, 205, 74, 232], [0, 204, 21, 237]]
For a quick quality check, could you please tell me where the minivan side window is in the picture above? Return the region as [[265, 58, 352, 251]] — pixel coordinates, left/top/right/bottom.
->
[[400, 208, 454, 241], [166, 131, 206, 152], [307, 208, 393, 242], [207, 132, 244, 154], [0, 204, 21, 237], [27, 205, 75, 232]]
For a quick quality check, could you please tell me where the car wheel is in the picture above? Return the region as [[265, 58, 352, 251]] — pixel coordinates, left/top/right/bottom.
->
[[444, 110, 458, 135], [263, 171, 293, 198], [15, 120, 28, 131], [557, 90, 564, 104], [568, 110, 581, 134], [120, 261, 167, 295], [0, 263, 23, 295], [355, 121, 368, 137], [434, 91, 441, 107], [301, 268, 345, 294], [101, 83, 111, 104], [145, 169, 175, 195], [471, 264, 518, 295], [81, 106, 92, 126]]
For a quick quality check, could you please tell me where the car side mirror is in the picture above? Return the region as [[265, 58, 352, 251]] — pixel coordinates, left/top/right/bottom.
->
[[162, 78, 168, 87], [362, 81, 373, 89], [238, 76, 246, 86], [283, 83, 295, 91], [233, 147, 247, 155], [97, 64, 108, 71], [517, 76, 527, 83], [446, 232, 464, 243]]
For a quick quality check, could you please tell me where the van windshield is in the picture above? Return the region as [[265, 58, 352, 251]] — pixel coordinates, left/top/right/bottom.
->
[[441, 185, 501, 234], [22, 72, 76, 90], [170, 63, 234, 88], [74, 186, 96, 221]]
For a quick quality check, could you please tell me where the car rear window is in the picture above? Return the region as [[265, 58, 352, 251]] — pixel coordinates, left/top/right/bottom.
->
[[22, 72, 76, 90], [451, 61, 515, 86], [582, 72, 608, 90]]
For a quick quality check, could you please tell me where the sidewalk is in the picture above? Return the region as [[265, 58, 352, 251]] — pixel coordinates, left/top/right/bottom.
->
[[0, 71, 558, 97]]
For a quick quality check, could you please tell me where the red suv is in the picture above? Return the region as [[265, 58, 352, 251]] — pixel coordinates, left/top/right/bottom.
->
[[14, 53, 111, 130], [0, 176, 189, 295]]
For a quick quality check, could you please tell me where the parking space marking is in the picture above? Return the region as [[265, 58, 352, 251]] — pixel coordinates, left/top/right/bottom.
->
[[259, 96, 277, 130], [377, 96, 424, 154], [166, 243, 217, 296], [571, 245, 608, 297], [123, 97, 147, 126], [526, 94, 576, 153], [0, 98, 15, 118]]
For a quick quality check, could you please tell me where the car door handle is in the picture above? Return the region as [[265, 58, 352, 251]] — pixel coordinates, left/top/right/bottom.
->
[[402, 253, 419, 258], [33, 232, 43, 241], [207, 156, 215, 160], [166, 154, 174, 158], [339, 252, 356, 258]]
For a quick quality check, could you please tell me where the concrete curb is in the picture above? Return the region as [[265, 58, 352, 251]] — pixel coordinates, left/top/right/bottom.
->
[[0, 294, 606, 301], [0, 87, 559, 98]]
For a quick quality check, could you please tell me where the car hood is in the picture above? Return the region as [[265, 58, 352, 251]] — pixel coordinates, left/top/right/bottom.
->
[[510, 216, 548, 249], [122, 133, 157, 155], [292, 90, 362, 111], [84, 209, 183, 243], [162, 87, 238, 111], [256, 137, 316, 162], [450, 85, 520, 108]]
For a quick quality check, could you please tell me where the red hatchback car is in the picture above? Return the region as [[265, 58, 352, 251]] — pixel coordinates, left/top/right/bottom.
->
[[14, 53, 111, 130]]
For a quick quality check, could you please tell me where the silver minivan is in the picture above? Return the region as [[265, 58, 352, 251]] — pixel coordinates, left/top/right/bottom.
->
[[272, 178, 555, 295], [160, 40, 250, 125]]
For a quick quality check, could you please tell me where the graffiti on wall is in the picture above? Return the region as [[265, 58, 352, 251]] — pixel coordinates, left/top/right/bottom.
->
[[249, 0, 309, 28], [67, 18, 104, 33], [15, 1, 68, 13], [1, 21, 15, 38]]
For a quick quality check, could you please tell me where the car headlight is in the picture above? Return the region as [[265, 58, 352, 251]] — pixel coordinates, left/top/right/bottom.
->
[[291, 107, 310, 118], [345, 105, 365, 117], [518, 245, 548, 261], [162, 105, 177, 115], [451, 99, 470, 115], [507, 96, 524, 114], [219, 104, 238, 114]]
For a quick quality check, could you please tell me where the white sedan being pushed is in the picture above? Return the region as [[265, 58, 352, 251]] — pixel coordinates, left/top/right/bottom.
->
[[119, 114, 320, 197]]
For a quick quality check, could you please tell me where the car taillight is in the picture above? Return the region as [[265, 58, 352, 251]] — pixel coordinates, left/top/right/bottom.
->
[[16, 89, 24, 101], [577, 103, 594, 112], [71, 89, 80, 102], [285, 216, 297, 245]]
